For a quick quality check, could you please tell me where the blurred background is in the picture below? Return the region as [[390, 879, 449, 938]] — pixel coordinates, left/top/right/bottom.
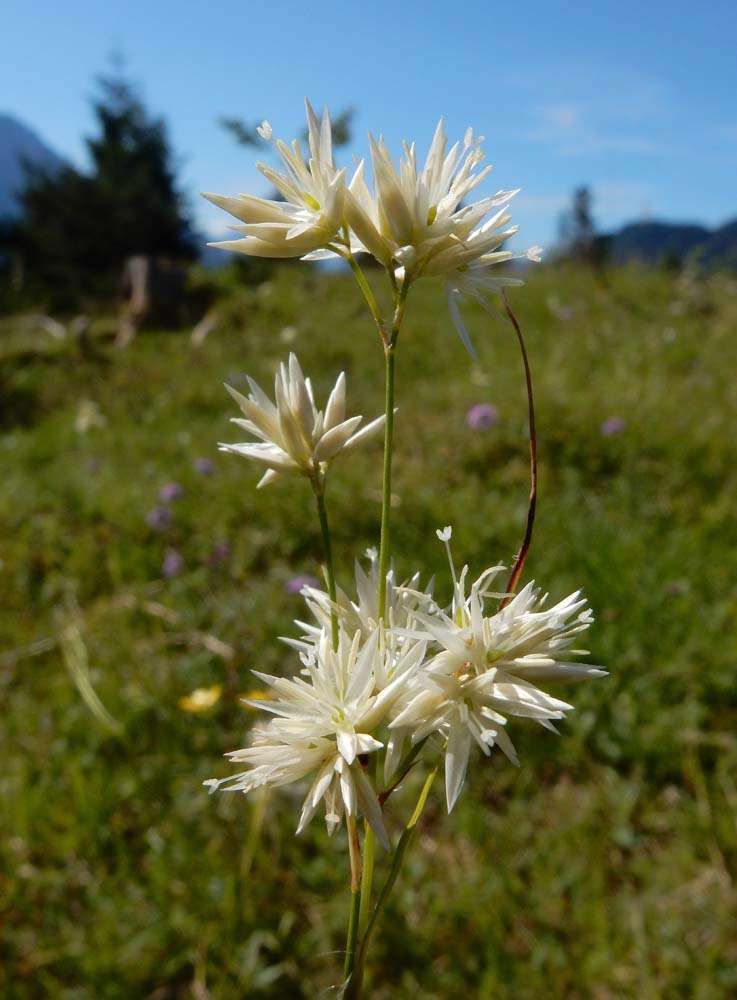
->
[[2, 2, 737, 998]]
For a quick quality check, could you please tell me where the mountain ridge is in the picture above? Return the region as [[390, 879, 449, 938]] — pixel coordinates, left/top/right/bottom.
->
[[606, 218, 737, 268], [0, 113, 67, 218], [1, 113, 736, 268]]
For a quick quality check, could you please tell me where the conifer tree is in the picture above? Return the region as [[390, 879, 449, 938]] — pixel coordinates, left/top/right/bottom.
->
[[18, 73, 195, 308]]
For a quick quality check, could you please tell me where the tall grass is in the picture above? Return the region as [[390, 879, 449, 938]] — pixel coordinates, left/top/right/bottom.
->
[[2, 263, 736, 998]]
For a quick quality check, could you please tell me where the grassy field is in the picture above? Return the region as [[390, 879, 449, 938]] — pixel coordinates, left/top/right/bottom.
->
[[2, 262, 737, 999]]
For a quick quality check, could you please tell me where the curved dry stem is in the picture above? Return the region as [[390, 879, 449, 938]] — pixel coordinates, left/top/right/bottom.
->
[[500, 291, 537, 608]]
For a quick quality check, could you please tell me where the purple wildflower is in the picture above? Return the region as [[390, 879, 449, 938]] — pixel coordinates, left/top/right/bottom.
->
[[162, 549, 185, 578], [284, 574, 321, 595], [209, 540, 232, 566], [600, 417, 626, 437], [193, 457, 216, 476], [465, 403, 498, 431], [146, 506, 172, 531], [159, 481, 185, 503]]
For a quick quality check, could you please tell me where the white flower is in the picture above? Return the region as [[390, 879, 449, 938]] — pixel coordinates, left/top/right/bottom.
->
[[284, 556, 432, 789], [345, 119, 532, 278], [205, 730, 385, 844], [344, 118, 542, 352], [203, 99, 346, 259], [205, 626, 418, 846], [444, 245, 544, 357], [301, 547, 434, 637], [390, 528, 605, 811], [219, 353, 385, 487]]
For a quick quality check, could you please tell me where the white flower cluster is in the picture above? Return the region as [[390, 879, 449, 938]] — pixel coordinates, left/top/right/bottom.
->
[[203, 99, 542, 349], [220, 353, 385, 487], [205, 529, 605, 840]]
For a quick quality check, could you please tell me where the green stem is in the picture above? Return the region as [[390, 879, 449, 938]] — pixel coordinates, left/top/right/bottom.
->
[[377, 344, 396, 623], [348, 282, 410, 998], [345, 252, 388, 345], [378, 736, 429, 806], [377, 280, 408, 621], [353, 328, 398, 974], [351, 767, 438, 994], [312, 475, 339, 650], [343, 889, 361, 981], [343, 815, 362, 980], [357, 819, 376, 939]]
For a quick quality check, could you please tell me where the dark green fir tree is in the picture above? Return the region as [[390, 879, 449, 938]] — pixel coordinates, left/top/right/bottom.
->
[[17, 72, 196, 309]]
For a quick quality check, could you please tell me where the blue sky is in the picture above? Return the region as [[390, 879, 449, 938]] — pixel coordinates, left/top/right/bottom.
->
[[3, 0, 736, 251]]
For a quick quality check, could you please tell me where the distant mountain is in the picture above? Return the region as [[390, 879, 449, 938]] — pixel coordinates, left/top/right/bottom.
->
[[700, 219, 737, 269], [0, 114, 66, 219], [607, 218, 737, 269]]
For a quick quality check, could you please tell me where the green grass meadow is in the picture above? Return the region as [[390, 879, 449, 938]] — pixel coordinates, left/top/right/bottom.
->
[[2, 263, 737, 998]]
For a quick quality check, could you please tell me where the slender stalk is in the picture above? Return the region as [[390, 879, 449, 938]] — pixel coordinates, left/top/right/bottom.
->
[[378, 736, 429, 806], [376, 280, 409, 619], [343, 889, 361, 982], [345, 252, 389, 346], [376, 344, 396, 623], [500, 292, 537, 607], [343, 816, 363, 980], [339, 254, 392, 999], [357, 818, 376, 939], [352, 768, 438, 991], [348, 281, 411, 998], [311, 474, 339, 650]]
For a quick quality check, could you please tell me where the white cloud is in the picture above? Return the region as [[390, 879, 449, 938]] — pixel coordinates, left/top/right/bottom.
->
[[541, 104, 584, 130], [593, 181, 653, 220], [517, 91, 670, 158], [514, 192, 570, 214], [558, 133, 666, 156]]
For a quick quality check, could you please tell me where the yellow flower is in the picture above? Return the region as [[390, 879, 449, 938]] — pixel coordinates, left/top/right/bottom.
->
[[179, 685, 222, 713], [238, 689, 273, 710]]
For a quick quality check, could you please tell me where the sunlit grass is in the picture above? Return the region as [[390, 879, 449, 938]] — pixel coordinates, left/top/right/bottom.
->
[[2, 262, 737, 998]]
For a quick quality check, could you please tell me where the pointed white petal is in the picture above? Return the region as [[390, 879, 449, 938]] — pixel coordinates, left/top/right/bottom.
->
[[354, 766, 390, 851], [323, 372, 347, 430], [445, 719, 472, 812], [312, 415, 363, 462]]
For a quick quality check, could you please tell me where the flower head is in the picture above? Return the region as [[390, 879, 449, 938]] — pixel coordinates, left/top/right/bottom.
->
[[204, 99, 346, 259], [292, 552, 433, 788], [465, 403, 498, 430], [205, 625, 416, 846], [162, 548, 184, 578], [390, 528, 605, 811], [345, 120, 537, 279], [284, 573, 322, 595], [146, 505, 172, 531], [344, 118, 543, 351], [159, 481, 184, 502], [193, 456, 216, 476], [219, 353, 385, 487], [600, 417, 627, 437], [302, 547, 434, 638], [208, 540, 231, 566], [179, 685, 222, 713]]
